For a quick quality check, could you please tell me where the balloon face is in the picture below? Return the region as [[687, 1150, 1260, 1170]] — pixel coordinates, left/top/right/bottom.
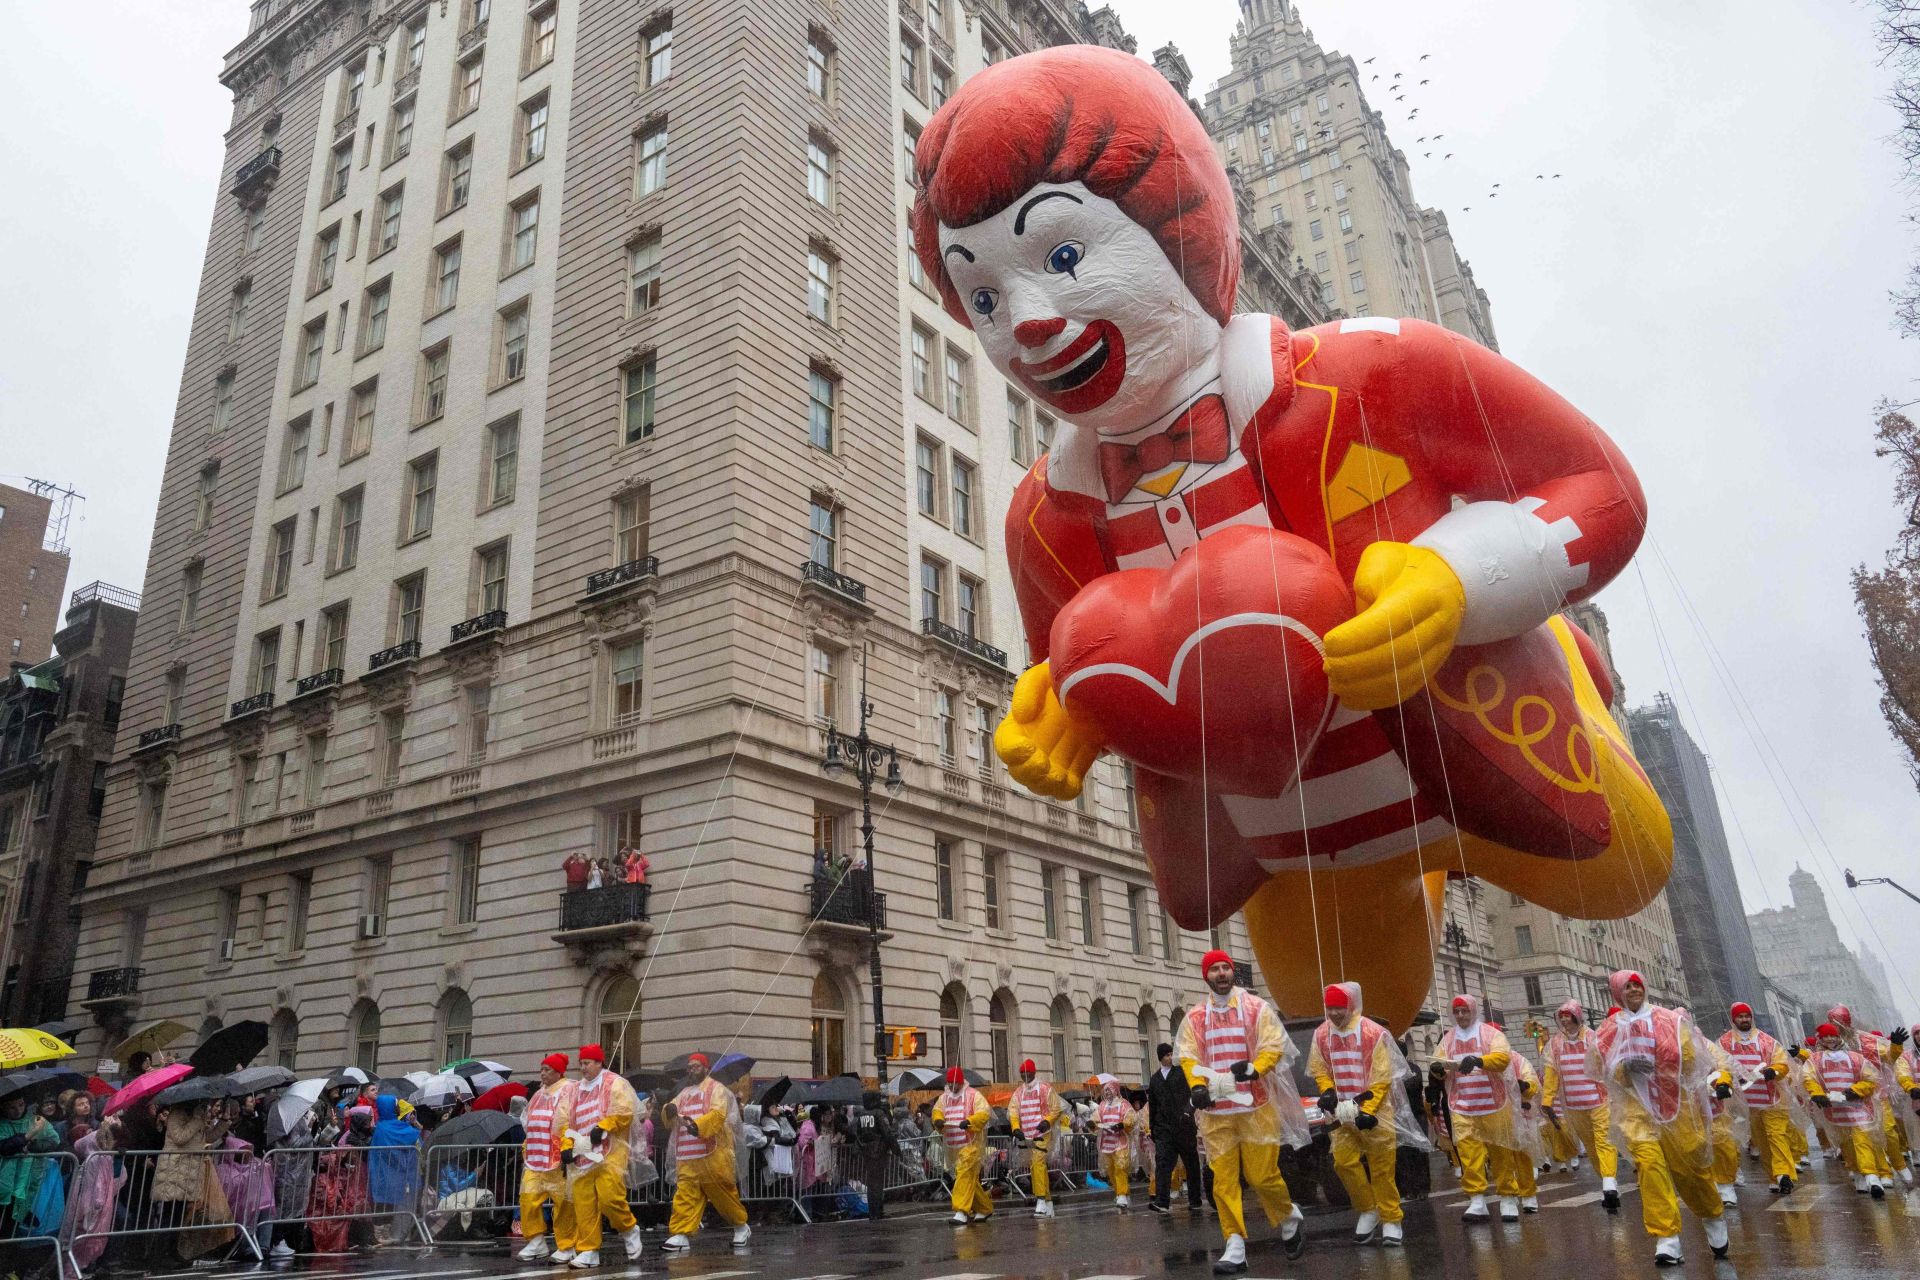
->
[[937, 183, 1218, 432]]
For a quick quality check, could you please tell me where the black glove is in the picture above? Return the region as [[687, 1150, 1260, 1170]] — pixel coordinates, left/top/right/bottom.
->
[[1355, 1111, 1379, 1131], [1891, 1026, 1910, 1047], [1908, 1088, 1920, 1101], [1036, 1119, 1051, 1136], [1714, 1083, 1733, 1100], [559, 1147, 575, 1167], [1814, 1094, 1833, 1109], [1190, 1085, 1214, 1110], [1428, 1062, 1447, 1083], [0, 1136, 26, 1157], [1459, 1054, 1482, 1074], [1542, 1105, 1558, 1122], [1230, 1060, 1255, 1082], [1521, 1100, 1533, 1113], [682, 1118, 699, 1136], [1760, 1067, 1778, 1081], [1318, 1088, 1339, 1114]]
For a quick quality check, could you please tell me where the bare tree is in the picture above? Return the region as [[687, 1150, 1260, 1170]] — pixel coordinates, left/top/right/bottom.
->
[[1854, 403, 1920, 784], [1878, 3, 1920, 331]]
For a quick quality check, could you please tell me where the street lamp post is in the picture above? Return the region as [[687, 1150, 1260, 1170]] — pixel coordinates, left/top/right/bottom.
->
[[820, 644, 903, 1089], [1844, 867, 1920, 906]]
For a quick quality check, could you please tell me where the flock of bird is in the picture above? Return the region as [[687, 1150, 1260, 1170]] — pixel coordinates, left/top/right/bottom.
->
[[1334, 51, 1562, 215]]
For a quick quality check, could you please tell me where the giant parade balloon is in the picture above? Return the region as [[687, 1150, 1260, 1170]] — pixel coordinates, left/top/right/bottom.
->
[[909, 45, 1673, 1034]]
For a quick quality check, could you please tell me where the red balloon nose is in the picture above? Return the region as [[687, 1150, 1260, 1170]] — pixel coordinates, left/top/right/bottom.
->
[[1014, 317, 1067, 348]]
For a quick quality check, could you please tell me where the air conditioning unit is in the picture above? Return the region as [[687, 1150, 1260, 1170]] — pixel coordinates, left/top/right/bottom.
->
[[218, 937, 235, 962], [358, 912, 384, 940]]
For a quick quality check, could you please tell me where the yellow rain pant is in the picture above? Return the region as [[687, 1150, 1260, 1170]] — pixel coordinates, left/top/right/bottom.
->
[[1786, 1117, 1808, 1161], [1029, 1139, 1052, 1201], [1103, 1150, 1130, 1199], [517, 1170, 575, 1251], [1630, 1136, 1722, 1239], [569, 1159, 635, 1252], [1748, 1110, 1795, 1181], [1838, 1127, 1891, 1179], [1208, 1139, 1293, 1241], [1560, 1105, 1618, 1179], [949, 1143, 992, 1217], [1711, 1116, 1742, 1185], [1330, 1124, 1402, 1223], [1885, 1109, 1911, 1168], [1544, 1119, 1579, 1165], [1492, 1145, 1536, 1198], [667, 1154, 747, 1235]]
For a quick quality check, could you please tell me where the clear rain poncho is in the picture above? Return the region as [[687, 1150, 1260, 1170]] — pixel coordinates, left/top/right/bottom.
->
[[1597, 972, 1719, 1174], [1308, 982, 1429, 1151], [1177, 986, 1312, 1153]]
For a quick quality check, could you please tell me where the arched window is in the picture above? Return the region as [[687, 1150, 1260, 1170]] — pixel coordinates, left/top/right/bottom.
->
[[1137, 1006, 1158, 1081], [938, 983, 967, 1068], [811, 971, 847, 1077], [1049, 996, 1075, 1081], [1088, 1000, 1112, 1075], [598, 977, 643, 1073], [270, 1008, 300, 1071], [348, 999, 381, 1073], [988, 988, 1015, 1082], [438, 988, 473, 1065]]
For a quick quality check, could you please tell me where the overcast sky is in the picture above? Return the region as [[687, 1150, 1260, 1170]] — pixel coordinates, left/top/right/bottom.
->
[[6, 1, 1918, 1014]]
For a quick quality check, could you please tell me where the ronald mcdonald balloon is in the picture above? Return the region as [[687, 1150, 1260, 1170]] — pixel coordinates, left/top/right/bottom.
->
[[910, 46, 1674, 1034]]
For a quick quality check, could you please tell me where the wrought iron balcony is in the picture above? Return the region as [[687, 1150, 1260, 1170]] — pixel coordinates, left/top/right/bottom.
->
[[799, 559, 868, 605], [86, 966, 142, 1002], [558, 883, 651, 932], [809, 870, 887, 929], [229, 690, 274, 720], [584, 556, 658, 595], [232, 146, 281, 197], [295, 667, 343, 697], [449, 610, 507, 645], [133, 724, 182, 752], [920, 617, 1007, 669], [368, 639, 421, 672]]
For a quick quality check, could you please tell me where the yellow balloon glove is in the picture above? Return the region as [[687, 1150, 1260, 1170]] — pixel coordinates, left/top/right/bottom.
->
[[995, 661, 1104, 800], [1323, 542, 1467, 711]]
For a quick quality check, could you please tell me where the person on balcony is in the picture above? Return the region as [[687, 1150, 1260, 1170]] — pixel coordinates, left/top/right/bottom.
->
[[563, 851, 591, 892], [1009, 1058, 1067, 1217]]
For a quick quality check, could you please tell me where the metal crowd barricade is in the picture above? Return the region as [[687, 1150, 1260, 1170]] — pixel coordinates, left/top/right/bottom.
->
[[3, 1150, 78, 1280], [255, 1144, 430, 1253], [418, 1142, 522, 1244], [63, 1147, 265, 1268]]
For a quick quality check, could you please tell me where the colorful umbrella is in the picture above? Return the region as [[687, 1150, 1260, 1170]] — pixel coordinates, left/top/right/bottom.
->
[[711, 1053, 756, 1086], [0, 1027, 76, 1070], [103, 1063, 193, 1117], [470, 1082, 528, 1112], [113, 1019, 190, 1064]]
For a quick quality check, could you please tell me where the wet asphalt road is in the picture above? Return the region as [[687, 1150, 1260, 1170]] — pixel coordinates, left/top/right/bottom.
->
[[140, 1159, 1919, 1280]]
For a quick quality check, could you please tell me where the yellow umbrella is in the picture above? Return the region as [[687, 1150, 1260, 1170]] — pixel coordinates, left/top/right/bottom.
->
[[0, 1027, 76, 1070], [114, 1019, 190, 1064]]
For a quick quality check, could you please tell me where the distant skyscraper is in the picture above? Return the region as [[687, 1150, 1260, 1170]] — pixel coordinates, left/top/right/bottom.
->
[[1625, 694, 1769, 1036], [0, 483, 73, 668], [1749, 866, 1898, 1034]]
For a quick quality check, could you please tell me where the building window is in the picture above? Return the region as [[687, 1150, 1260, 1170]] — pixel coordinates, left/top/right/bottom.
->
[[376, 185, 404, 255], [810, 972, 846, 1078], [645, 19, 673, 86], [956, 574, 981, 639], [393, 572, 426, 645], [278, 418, 310, 493], [1317, 91, 1330, 114], [900, 37, 920, 95], [1309, 218, 1323, 241], [902, 121, 919, 185], [379, 708, 405, 784], [297, 319, 325, 389], [1007, 392, 1031, 466], [507, 192, 540, 270], [1333, 179, 1348, 202], [319, 603, 349, 672], [138, 779, 167, 849], [454, 54, 484, 117], [388, 99, 416, 162], [910, 325, 934, 402], [610, 640, 644, 725], [809, 643, 840, 724], [1079, 871, 1099, 946], [970, 699, 993, 775], [1515, 924, 1534, 956], [915, 436, 940, 517], [939, 985, 963, 1066], [950, 458, 975, 538], [1298, 160, 1312, 181], [806, 248, 834, 323], [806, 138, 834, 206], [347, 379, 378, 459], [934, 687, 956, 762], [484, 416, 518, 505], [431, 238, 462, 313], [808, 498, 837, 568], [983, 849, 1004, 930], [1160, 907, 1178, 962], [636, 123, 669, 195], [450, 838, 483, 925], [518, 94, 549, 166], [464, 682, 491, 761], [598, 977, 643, 1073], [286, 873, 312, 955], [1128, 884, 1148, 954], [1523, 975, 1544, 1007], [527, 6, 557, 70], [250, 629, 281, 696], [327, 141, 354, 203], [622, 356, 656, 442], [807, 33, 832, 98], [178, 563, 202, 630], [1049, 997, 1072, 1076], [442, 141, 474, 214], [1348, 270, 1365, 293], [330, 488, 363, 571], [227, 282, 251, 341], [919, 555, 945, 622], [628, 235, 662, 315], [497, 305, 530, 384], [1339, 209, 1354, 233], [312, 226, 339, 293], [812, 802, 840, 865], [404, 20, 426, 72], [931, 64, 950, 107], [807, 367, 836, 450], [418, 343, 451, 423], [1039, 862, 1061, 940], [404, 453, 437, 540], [944, 348, 970, 424], [341, 59, 366, 116], [359, 280, 391, 354], [932, 837, 957, 920], [264, 518, 295, 599], [615, 488, 650, 563], [476, 542, 509, 613], [302, 731, 328, 806]]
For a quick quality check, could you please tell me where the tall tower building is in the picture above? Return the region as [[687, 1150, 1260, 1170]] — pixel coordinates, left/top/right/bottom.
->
[[1748, 866, 1896, 1034], [68, 0, 1295, 1083], [1200, 0, 1495, 344], [0, 483, 74, 668]]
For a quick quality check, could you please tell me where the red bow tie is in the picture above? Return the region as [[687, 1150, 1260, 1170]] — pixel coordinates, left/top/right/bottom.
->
[[1096, 396, 1233, 504]]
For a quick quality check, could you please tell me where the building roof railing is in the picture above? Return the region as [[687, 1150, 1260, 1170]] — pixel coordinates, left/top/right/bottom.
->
[[69, 582, 141, 611]]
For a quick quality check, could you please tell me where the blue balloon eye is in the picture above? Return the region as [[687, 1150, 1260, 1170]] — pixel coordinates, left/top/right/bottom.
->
[[1046, 241, 1085, 275], [971, 288, 997, 316]]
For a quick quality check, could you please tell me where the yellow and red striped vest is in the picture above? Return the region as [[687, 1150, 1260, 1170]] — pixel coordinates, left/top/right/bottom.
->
[[1549, 1034, 1605, 1110], [1813, 1050, 1875, 1128], [1441, 1025, 1505, 1116], [940, 1087, 978, 1148], [1314, 1017, 1384, 1100], [524, 1079, 575, 1172], [1187, 991, 1271, 1115], [673, 1079, 723, 1160], [1013, 1082, 1052, 1133], [1720, 1032, 1781, 1108], [1097, 1098, 1131, 1154]]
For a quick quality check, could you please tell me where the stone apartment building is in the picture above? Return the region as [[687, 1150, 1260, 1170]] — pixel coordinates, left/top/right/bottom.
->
[[0, 583, 139, 1024], [64, 0, 1359, 1085], [1749, 866, 1897, 1035], [0, 483, 74, 668]]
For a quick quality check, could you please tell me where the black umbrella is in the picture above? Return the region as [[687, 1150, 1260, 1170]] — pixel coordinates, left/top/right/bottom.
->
[[623, 1068, 677, 1095], [323, 1067, 372, 1093], [423, 1109, 524, 1151], [888, 1067, 943, 1095], [32, 1020, 82, 1043], [0, 1066, 84, 1104], [375, 1077, 420, 1102], [224, 1065, 295, 1097], [755, 1076, 793, 1107], [189, 1020, 269, 1075], [658, 1050, 720, 1077], [156, 1075, 231, 1107], [793, 1073, 866, 1105]]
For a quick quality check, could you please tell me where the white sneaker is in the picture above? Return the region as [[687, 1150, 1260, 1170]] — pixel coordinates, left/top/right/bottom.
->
[[1797, 1156, 1811, 1170], [1499, 1196, 1520, 1221], [1602, 1175, 1618, 1192], [1901, 1168, 1915, 1188], [732, 1224, 751, 1246], [1718, 1183, 1738, 1207], [660, 1236, 690, 1251], [1034, 1199, 1054, 1218], [1381, 1221, 1403, 1246], [1571, 1156, 1583, 1171], [1115, 1195, 1129, 1210], [270, 1241, 296, 1260], [517, 1237, 553, 1261], [1354, 1208, 1380, 1239], [569, 1251, 600, 1269], [1853, 1174, 1869, 1193], [1521, 1196, 1539, 1213], [1462, 1194, 1489, 1222], [970, 1212, 991, 1222], [1654, 1235, 1682, 1266], [622, 1226, 643, 1258], [951, 1212, 970, 1225], [1212, 1233, 1248, 1275], [552, 1250, 577, 1264], [1704, 1216, 1729, 1257]]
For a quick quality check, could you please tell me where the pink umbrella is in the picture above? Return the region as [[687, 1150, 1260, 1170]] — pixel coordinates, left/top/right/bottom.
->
[[103, 1063, 193, 1116]]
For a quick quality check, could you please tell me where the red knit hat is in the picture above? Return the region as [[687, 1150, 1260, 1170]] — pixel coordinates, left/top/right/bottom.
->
[[1323, 984, 1351, 1010], [686, 1052, 710, 1070], [1200, 949, 1234, 978], [946, 1065, 964, 1086], [579, 1044, 605, 1064], [541, 1053, 569, 1073], [1729, 1002, 1752, 1018], [1803, 1035, 1817, 1046], [1816, 1023, 1841, 1038], [1020, 1059, 1036, 1074]]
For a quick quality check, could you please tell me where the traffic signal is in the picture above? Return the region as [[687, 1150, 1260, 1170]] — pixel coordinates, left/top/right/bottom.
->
[[881, 1026, 926, 1059]]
